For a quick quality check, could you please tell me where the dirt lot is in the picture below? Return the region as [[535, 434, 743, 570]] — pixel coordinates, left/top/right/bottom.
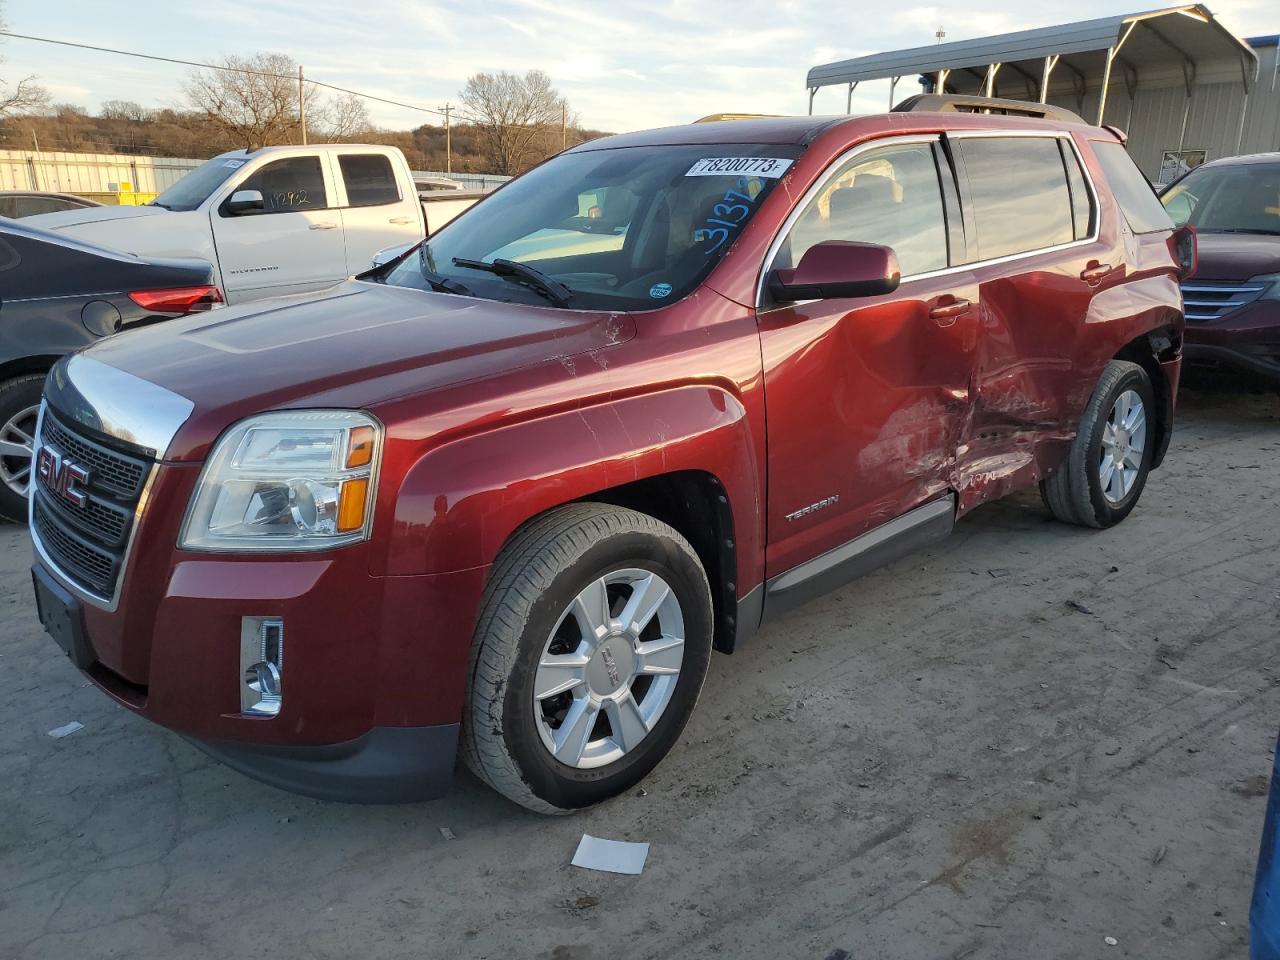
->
[[1, 378, 1277, 960]]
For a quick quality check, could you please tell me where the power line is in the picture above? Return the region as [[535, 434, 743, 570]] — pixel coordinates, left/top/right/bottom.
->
[[0, 29, 451, 119]]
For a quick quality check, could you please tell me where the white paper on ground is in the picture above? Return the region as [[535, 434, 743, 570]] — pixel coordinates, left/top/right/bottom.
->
[[571, 834, 649, 875], [48, 721, 84, 739]]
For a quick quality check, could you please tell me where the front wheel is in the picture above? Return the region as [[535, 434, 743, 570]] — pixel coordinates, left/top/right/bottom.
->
[[462, 504, 713, 813], [1041, 359, 1156, 529]]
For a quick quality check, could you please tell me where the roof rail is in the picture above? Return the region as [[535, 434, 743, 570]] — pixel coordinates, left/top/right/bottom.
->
[[892, 94, 1085, 125]]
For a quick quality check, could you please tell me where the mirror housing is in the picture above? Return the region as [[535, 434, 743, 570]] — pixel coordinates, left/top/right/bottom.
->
[[226, 189, 265, 215], [1170, 224, 1198, 281], [769, 241, 901, 302]]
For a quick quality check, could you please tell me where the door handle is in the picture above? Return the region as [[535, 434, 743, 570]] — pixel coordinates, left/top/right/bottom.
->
[[928, 298, 971, 326], [388, 216, 415, 225], [1080, 261, 1113, 284], [309, 222, 338, 231]]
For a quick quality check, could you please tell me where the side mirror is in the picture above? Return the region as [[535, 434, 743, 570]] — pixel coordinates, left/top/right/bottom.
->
[[371, 241, 418, 269], [769, 240, 901, 302], [226, 189, 265, 215]]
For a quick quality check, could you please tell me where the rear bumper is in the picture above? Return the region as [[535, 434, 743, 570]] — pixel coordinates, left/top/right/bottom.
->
[[186, 724, 460, 803]]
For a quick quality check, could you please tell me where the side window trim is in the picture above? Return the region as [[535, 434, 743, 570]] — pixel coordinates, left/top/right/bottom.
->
[[943, 130, 1102, 271], [756, 133, 943, 308]]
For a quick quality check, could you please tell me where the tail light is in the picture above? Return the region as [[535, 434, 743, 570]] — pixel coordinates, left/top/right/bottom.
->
[[128, 285, 224, 314], [1170, 225, 1197, 281]]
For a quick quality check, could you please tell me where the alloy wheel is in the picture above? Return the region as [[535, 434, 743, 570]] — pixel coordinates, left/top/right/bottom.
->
[[533, 568, 685, 769], [0, 404, 38, 501], [1099, 389, 1146, 504]]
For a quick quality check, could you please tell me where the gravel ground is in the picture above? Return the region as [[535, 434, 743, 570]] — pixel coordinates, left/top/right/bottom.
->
[[1, 376, 1276, 960]]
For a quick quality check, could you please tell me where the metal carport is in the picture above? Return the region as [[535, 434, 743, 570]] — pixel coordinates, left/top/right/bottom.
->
[[805, 5, 1259, 155]]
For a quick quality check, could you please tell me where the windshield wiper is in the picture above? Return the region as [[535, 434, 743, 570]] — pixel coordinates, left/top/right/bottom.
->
[[1212, 228, 1280, 236], [416, 248, 471, 295], [452, 257, 573, 307]]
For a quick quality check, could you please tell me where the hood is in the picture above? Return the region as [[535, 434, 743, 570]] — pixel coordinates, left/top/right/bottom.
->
[[79, 280, 636, 461], [1190, 232, 1280, 282], [24, 203, 172, 229]]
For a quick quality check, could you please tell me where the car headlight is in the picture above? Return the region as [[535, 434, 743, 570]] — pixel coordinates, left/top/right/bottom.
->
[[180, 410, 381, 552], [1251, 273, 1280, 301]]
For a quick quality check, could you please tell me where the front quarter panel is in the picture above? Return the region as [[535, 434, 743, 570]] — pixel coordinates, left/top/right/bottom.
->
[[383, 382, 762, 583]]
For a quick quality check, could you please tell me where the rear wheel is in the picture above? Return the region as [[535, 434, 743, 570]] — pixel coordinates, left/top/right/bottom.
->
[[1040, 359, 1156, 529], [462, 503, 713, 813], [0, 375, 44, 522]]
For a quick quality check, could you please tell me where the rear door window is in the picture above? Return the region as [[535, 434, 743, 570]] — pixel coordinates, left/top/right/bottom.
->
[[775, 141, 950, 277], [1092, 140, 1174, 234], [232, 156, 329, 214], [956, 136, 1075, 260], [339, 154, 401, 207]]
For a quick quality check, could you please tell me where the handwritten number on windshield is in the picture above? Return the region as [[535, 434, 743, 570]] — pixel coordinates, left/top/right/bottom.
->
[[701, 178, 763, 255]]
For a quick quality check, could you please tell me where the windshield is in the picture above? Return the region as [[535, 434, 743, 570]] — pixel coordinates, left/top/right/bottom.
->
[[383, 143, 802, 310], [151, 154, 250, 212], [1161, 161, 1280, 235]]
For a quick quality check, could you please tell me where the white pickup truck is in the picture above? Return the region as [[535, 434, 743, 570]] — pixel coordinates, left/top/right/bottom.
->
[[26, 144, 475, 304]]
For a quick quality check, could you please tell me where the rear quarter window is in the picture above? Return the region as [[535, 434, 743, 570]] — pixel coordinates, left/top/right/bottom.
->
[[1091, 140, 1174, 234]]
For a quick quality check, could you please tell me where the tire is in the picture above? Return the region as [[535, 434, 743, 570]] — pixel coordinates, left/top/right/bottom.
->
[[462, 503, 714, 814], [1040, 359, 1156, 529], [0, 375, 45, 523]]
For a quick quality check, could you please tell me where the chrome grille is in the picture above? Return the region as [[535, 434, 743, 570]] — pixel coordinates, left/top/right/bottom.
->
[[40, 413, 147, 499], [1180, 281, 1268, 322], [32, 408, 154, 601]]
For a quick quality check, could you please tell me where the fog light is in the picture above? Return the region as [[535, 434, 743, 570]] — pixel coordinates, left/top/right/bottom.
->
[[241, 617, 284, 717]]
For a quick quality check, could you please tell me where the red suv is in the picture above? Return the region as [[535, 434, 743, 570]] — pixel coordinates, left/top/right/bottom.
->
[[29, 97, 1191, 813]]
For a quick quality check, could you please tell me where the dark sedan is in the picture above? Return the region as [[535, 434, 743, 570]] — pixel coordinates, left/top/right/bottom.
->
[[0, 191, 101, 219], [1161, 153, 1280, 383], [0, 220, 220, 520]]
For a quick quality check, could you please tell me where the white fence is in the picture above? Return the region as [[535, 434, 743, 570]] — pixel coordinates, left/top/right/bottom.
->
[[1, 151, 513, 198], [0, 150, 203, 195]]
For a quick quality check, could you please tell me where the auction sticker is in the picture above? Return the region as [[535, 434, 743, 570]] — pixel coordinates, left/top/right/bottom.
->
[[685, 157, 793, 178]]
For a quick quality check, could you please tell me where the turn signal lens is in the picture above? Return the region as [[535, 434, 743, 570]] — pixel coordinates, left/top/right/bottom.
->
[[128, 285, 224, 313], [346, 426, 375, 468], [337, 478, 370, 533]]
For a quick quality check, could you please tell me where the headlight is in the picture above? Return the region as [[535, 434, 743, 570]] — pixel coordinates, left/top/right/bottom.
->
[[180, 410, 381, 552], [1251, 273, 1280, 301]]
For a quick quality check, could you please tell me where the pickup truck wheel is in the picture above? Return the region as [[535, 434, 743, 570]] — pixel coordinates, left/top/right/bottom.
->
[[462, 503, 713, 813], [1040, 359, 1155, 529], [0, 375, 44, 522]]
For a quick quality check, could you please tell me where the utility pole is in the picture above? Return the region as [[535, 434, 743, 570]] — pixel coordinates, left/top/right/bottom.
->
[[298, 65, 307, 145], [561, 102, 567, 150], [439, 103, 453, 173], [935, 26, 946, 44]]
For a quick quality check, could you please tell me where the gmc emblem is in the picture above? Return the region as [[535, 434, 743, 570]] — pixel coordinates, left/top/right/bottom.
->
[[36, 446, 90, 509]]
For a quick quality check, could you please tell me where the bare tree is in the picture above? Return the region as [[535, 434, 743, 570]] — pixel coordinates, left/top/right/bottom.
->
[[185, 52, 319, 150], [0, 4, 49, 122], [460, 70, 568, 175], [316, 90, 372, 142], [100, 100, 154, 123]]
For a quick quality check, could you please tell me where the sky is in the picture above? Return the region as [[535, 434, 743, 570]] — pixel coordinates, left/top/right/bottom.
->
[[0, 0, 1276, 135]]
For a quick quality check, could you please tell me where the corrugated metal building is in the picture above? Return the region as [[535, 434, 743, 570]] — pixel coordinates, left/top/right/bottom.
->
[[805, 6, 1279, 183]]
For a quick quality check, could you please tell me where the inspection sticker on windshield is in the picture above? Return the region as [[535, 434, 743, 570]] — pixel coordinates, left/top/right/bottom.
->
[[685, 157, 793, 178]]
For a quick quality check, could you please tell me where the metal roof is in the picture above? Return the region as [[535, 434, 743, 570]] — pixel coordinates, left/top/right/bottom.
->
[[806, 5, 1258, 92]]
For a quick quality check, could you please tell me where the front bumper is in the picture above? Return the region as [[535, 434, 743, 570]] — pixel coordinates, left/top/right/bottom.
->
[[1183, 300, 1280, 383], [32, 459, 491, 802], [187, 724, 461, 803]]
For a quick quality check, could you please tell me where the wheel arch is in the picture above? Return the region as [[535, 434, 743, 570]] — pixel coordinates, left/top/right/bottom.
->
[[382, 384, 766, 652], [0, 355, 59, 387]]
